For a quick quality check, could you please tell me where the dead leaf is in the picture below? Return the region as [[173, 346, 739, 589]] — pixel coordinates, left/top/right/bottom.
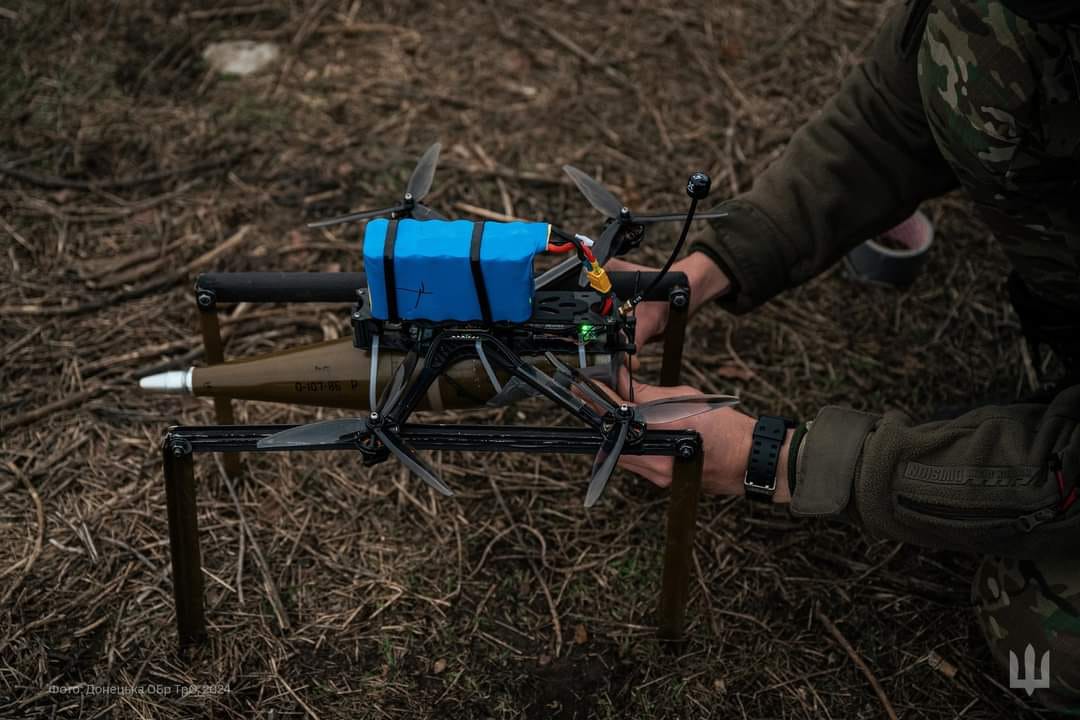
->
[[573, 624, 588, 645]]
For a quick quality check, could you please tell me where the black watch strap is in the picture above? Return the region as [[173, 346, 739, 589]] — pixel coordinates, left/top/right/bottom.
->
[[744, 415, 796, 503]]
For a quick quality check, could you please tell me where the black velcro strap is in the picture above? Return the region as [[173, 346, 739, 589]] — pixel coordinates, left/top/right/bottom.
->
[[383, 219, 399, 321], [470, 221, 493, 324]]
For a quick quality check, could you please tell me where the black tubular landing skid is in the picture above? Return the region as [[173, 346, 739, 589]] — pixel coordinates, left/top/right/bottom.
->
[[162, 423, 704, 647]]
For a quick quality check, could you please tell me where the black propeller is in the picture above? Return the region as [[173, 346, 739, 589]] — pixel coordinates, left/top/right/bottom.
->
[[406, 141, 440, 203], [586, 415, 629, 507], [536, 165, 728, 290], [308, 142, 445, 228], [562, 164, 729, 262], [584, 393, 739, 507], [257, 349, 454, 497], [370, 422, 453, 496], [543, 353, 738, 507], [380, 349, 419, 412], [563, 165, 623, 221], [253, 417, 371, 450]]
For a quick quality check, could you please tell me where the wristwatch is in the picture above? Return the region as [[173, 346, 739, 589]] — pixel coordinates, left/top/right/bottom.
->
[[744, 415, 796, 503]]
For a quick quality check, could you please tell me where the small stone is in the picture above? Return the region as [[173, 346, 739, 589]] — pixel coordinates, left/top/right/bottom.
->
[[433, 658, 447, 674], [203, 41, 281, 77], [538, 654, 552, 666]]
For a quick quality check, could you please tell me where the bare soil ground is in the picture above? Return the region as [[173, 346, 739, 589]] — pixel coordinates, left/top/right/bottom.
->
[[0, 1, 1052, 717]]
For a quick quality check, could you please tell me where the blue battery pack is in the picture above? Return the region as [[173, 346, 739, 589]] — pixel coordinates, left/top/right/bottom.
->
[[363, 218, 551, 322]]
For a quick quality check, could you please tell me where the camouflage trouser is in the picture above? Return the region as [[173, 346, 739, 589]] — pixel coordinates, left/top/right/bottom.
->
[[974, 555, 1080, 712]]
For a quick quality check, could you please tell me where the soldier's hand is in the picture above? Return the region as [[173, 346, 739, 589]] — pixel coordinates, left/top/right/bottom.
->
[[605, 252, 731, 345], [604, 370, 793, 502]]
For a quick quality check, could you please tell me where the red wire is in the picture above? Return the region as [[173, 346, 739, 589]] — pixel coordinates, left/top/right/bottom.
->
[[1058, 469, 1077, 511], [546, 239, 595, 264], [548, 237, 605, 314]]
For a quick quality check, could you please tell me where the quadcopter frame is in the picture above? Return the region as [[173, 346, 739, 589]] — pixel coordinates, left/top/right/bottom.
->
[[164, 269, 699, 647]]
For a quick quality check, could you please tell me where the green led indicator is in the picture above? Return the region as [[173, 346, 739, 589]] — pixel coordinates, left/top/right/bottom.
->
[[578, 323, 596, 341]]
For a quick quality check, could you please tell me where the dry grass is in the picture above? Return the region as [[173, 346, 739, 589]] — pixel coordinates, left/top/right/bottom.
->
[[0, 1, 1050, 717]]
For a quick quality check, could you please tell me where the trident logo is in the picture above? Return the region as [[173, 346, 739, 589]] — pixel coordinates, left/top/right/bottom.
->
[[1009, 644, 1050, 696]]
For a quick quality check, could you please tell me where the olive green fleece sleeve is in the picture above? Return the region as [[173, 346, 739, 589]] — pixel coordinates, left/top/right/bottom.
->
[[692, 0, 958, 314], [790, 385, 1080, 559]]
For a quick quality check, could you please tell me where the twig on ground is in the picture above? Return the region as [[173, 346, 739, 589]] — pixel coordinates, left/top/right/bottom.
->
[[488, 477, 563, 658], [2, 385, 110, 433], [453, 202, 521, 223], [0, 472, 45, 605], [218, 458, 291, 632], [816, 609, 899, 720], [0, 225, 252, 317], [0, 151, 250, 191]]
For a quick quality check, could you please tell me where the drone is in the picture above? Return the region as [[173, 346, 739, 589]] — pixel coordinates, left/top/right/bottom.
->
[[142, 142, 737, 507]]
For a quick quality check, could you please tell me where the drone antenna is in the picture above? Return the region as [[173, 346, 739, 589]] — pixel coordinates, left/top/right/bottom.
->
[[622, 172, 711, 313]]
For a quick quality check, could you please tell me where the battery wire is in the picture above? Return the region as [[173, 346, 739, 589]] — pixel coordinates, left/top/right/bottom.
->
[[547, 227, 614, 316]]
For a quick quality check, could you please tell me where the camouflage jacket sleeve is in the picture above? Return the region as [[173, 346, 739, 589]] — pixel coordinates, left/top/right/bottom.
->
[[690, 0, 957, 314], [791, 385, 1080, 559]]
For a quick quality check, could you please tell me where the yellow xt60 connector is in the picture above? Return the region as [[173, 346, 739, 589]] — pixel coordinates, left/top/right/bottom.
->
[[585, 261, 612, 294]]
